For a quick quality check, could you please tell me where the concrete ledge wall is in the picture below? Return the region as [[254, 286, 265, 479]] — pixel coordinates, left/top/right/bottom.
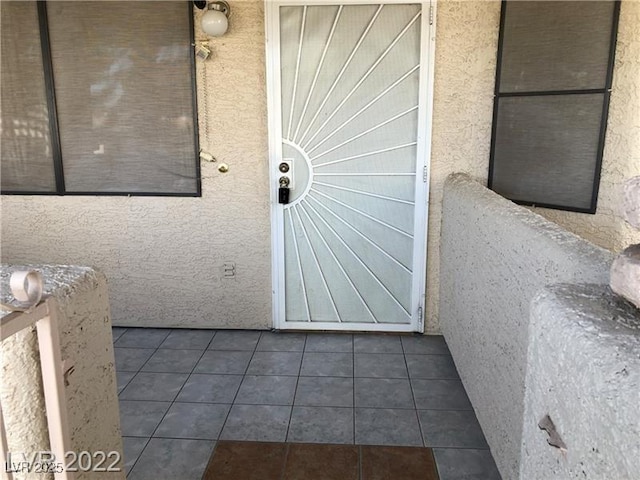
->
[[1, 265, 124, 480], [438, 173, 614, 479], [522, 284, 640, 480]]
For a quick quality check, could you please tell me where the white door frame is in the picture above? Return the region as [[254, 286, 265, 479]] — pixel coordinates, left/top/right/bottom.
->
[[264, 0, 437, 332]]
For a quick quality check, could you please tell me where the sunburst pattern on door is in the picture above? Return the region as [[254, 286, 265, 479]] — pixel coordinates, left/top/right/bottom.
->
[[279, 4, 422, 325]]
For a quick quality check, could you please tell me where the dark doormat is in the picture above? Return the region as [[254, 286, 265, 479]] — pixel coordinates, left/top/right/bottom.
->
[[202, 440, 439, 480]]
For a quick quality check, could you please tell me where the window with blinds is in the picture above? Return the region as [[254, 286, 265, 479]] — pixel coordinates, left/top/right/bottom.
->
[[0, 1, 200, 196], [488, 1, 620, 213]]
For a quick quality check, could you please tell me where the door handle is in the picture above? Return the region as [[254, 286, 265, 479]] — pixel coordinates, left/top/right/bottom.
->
[[278, 175, 290, 204], [278, 161, 292, 204]]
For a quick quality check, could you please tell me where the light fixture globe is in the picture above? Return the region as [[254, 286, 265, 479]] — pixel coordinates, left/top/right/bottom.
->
[[201, 1, 230, 36]]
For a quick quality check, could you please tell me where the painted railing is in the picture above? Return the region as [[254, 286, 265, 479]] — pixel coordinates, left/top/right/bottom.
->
[[1, 296, 74, 480]]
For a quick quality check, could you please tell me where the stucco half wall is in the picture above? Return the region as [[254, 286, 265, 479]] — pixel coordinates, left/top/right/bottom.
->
[[1, 265, 124, 480], [0, 0, 637, 331], [522, 284, 640, 480], [439, 173, 614, 479]]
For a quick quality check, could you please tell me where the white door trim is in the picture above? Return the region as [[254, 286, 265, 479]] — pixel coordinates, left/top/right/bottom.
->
[[265, 0, 437, 332]]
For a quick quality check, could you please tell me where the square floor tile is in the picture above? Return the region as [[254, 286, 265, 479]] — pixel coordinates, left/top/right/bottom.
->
[[354, 335, 403, 354], [401, 335, 450, 355], [355, 353, 408, 378], [154, 402, 230, 440], [122, 436, 148, 473], [208, 330, 261, 351], [257, 332, 306, 351], [247, 351, 302, 376], [361, 446, 438, 480], [418, 410, 489, 448], [116, 371, 136, 393], [203, 441, 287, 480], [119, 400, 170, 437], [115, 328, 170, 348], [141, 349, 203, 373], [412, 379, 473, 410], [287, 406, 354, 444], [119, 372, 188, 402], [177, 374, 242, 403], [283, 443, 358, 480], [220, 404, 291, 442], [406, 354, 459, 379], [433, 448, 502, 480], [160, 329, 215, 350], [235, 375, 298, 405], [355, 378, 414, 408], [300, 352, 353, 377], [112, 327, 128, 342], [128, 438, 214, 480], [355, 408, 423, 446], [114, 347, 155, 372], [294, 376, 353, 407], [305, 334, 353, 353], [194, 350, 253, 374]]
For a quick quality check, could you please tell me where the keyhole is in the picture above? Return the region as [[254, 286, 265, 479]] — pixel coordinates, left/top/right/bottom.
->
[[279, 162, 290, 173]]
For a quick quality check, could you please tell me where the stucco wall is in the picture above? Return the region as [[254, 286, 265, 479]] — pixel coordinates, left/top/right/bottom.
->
[[0, 0, 636, 331], [428, 0, 640, 330], [533, 0, 640, 254], [0, 265, 123, 479], [0, 1, 272, 329], [439, 173, 614, 480], [425, 0, 500, 331], [521, 284, 640, 480]]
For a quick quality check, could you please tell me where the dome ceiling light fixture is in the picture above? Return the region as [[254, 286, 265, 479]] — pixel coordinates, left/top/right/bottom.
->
[[195, 1, 231, 37]]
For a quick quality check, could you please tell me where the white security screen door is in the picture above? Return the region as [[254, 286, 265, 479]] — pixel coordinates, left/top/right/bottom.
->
[[266, 1, 434, 332]]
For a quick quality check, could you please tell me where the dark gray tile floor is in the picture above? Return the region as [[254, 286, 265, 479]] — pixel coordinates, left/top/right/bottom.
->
[[113, 327, 501, 480]]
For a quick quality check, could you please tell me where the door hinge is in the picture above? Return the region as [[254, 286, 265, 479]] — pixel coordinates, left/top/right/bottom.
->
[[418, 306, 424, 330], [429, 5, 434, 25], [423, 165, 428, 183]]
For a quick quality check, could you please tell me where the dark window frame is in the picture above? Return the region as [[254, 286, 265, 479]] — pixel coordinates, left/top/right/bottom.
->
[[487, 0, 621, 214], [2, 1, 201, 197]]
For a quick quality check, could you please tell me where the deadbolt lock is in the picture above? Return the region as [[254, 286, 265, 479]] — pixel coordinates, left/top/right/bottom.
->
[[279, 162, 290, 173], [277, 160, 293, 204]]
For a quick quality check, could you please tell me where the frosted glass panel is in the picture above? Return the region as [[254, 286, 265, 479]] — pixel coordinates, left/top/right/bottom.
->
[[46, 1, 197, 194], [499, 1, 615, 93], [280, 4, 421, 325], [0, 2, 56, 192], [491, 95, 604, 210]]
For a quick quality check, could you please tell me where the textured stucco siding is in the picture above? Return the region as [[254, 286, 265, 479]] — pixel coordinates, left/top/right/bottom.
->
[[533, 0, 640, 253], [439, 174, 614, 480], [0, 265, 123, 479], [425, 0, 501, 332], [522, 284, 640, 480], [0, 310, 49, 479], [0, 0, 637, 332], [0, 1, 272, 329]]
